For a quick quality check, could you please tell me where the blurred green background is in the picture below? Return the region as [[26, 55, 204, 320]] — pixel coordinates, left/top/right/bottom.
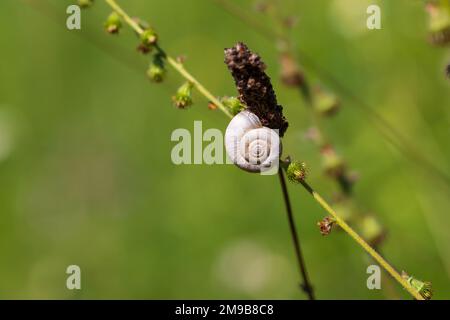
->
[[0, 0, 449, 299]]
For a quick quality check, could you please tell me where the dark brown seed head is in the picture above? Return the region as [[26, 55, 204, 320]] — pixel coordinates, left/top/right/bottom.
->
[[224, 42, 288, 136]]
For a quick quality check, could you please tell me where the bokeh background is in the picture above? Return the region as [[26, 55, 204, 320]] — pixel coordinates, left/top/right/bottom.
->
[[0, 0, 449, 299]]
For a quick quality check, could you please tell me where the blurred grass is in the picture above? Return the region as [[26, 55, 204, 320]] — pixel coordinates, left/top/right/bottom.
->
[[0, 0, 448, 299]]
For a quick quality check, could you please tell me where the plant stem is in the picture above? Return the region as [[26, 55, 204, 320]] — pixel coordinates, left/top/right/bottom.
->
[[296, 178, 424, 300], [104, 0, 233, 118], [278, 169, 315, 300]]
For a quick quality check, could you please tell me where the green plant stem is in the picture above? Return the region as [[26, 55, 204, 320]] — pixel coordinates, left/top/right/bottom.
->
[[104, 0, 233, 119], [295, 177, 424, 300], [278, 170, 315, 300]]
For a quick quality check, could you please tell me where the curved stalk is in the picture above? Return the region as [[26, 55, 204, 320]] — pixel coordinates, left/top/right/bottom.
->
[[295, 177, 424, 300]]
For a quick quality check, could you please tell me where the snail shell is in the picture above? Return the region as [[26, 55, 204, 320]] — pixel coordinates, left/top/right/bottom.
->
[[225, 110, 281, 173]]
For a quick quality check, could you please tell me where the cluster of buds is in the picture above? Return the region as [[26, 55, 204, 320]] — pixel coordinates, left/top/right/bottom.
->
[[173, 82, 194, 109], [104, 12, 122, 34], [402, 272, 433, 300], [313, 86, 340, 117], [426, 1, 450, 46], [286, 161, 308, 183], [317, 216, 336, 235], [221, 97, 245, 115], [78, 0, 94, 8]]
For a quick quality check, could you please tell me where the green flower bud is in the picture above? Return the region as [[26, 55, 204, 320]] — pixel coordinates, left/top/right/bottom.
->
[[402, 272, 433, 300], [321, 145, 345, 178], [358, 214, 385, 248], [105, 12, 122, 34], [141, 29, 158, 46], [286, 161, 307, 183], [146, 54, 166, 83], [78, 0, 94, 8], [173, 82, 193, 109], [313, 86, 340, 116], [221, 97, 244, 115]]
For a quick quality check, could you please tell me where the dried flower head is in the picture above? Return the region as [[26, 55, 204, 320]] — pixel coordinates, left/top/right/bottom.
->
[[224, 42, 288, 136], [317, 216, 336, 235]]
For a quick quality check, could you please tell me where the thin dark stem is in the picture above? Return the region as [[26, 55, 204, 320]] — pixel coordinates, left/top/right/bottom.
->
[[277, 169, 315, 300]]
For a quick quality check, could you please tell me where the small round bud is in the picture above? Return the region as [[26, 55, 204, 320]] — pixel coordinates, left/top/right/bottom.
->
[[78, 0, 94, 8], [286, 161, 308, 183], [321, 145, 345, 178], [146, 54, 166, 83], [104, 12, 122, 34], [173, 82, 193, 109], [279, 53, 304, 87], [313, 86, 340, 116], [221, 96, 244, 115], [138, 29, 158, 54], [358, 214, 386, 248], [141, 29, 158, 46], [317, 216, 336, 235]]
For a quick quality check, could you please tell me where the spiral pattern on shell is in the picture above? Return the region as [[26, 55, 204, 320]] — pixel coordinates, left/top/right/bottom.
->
[[225, 110, 281, 173]]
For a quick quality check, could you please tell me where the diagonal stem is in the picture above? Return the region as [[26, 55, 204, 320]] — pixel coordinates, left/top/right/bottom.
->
[[297, 178, 424, 300], [278, 170, 315, 300], [104, 0, 233, 118]]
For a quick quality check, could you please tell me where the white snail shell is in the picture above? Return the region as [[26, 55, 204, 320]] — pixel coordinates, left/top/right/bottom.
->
[[225, 110, 281, 173]]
